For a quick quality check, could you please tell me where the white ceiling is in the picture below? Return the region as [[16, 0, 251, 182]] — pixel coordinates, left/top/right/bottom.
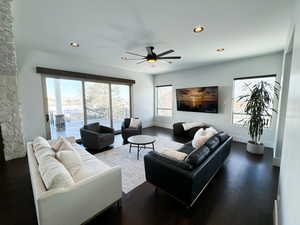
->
[[13, 0, 291, 74]]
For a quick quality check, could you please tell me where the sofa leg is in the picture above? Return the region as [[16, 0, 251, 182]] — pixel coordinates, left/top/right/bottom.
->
[[117, 199, 122, 209], [186, 205, 191, 210]]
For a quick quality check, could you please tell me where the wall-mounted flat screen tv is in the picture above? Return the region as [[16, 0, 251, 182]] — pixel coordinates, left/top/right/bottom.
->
[[176, 86, 218, 113]]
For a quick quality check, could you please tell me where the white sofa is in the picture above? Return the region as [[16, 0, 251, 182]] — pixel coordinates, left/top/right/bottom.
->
[[27, 140, 122, 225]]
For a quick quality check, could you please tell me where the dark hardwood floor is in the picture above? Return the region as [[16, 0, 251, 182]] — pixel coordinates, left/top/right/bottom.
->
[[0, 127, 279, 225]]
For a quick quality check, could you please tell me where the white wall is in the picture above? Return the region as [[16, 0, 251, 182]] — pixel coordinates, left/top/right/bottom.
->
[[274, 38, 293, 165], [17, 50, 154, 142], [154, 52, 283, 148], [278, 0, 300, 224]]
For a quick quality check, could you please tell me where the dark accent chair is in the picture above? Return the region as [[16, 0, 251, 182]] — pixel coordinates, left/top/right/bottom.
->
[[173, 122, 209, 141], [80, 122, 114, 151], [121, 118, 142, 144], [144, 132, 232, 208]]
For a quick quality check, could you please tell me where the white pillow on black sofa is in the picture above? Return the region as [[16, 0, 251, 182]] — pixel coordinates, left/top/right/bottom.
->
[[182, 122, 206, 131], [129, 118, 141, 128], [159, 149, 187, 161], [192, 127, 218, 149]]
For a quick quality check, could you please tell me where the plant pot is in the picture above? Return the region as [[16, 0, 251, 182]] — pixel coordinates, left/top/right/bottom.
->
[[246, 141, 264, 155]]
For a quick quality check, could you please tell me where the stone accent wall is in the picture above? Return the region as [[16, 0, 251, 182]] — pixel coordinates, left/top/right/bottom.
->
[[0, 0, 25, 160]]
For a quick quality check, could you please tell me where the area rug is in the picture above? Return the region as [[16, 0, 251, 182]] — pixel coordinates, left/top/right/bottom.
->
[[95, 136, 183, 194]]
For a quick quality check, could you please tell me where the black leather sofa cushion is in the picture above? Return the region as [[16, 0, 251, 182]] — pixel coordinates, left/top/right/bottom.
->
[[178, 141, 194, 155], [216, 131, 230, 143], [151, 152, 193, 170], [205, 135, 221, 152], [185, 145, 211, 167]]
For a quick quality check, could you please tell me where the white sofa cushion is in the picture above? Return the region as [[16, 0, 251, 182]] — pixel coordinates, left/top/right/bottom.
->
[[192, 127, 218, 149], [32, 136, 55, 164], [182, 122, 206, 131], [35, 147, 56, 164], [33, 136, 51, 152], [71, 144, 111, 182], [38, 156, 75, 190]]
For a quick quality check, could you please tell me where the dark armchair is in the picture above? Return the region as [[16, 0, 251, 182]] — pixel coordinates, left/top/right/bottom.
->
[[80, 122, 114, 151], [121, 118, 142, 144]]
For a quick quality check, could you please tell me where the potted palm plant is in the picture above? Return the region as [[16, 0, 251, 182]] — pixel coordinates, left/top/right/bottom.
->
[[238, 80, 280, 155]]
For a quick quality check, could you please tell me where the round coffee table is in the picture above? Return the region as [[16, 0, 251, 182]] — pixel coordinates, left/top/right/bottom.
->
[[128, 135, 156, 160]]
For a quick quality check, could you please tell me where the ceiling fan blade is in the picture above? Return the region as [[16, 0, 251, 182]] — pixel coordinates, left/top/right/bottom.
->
[[126, 52, 145, 57], [158, 56, 181, 59], [159, 60, 173, 64], [146, 46, 154, 56], [125, 58, 144, 60], [157, 49, 174, 57], [137, 60, 147, 64]]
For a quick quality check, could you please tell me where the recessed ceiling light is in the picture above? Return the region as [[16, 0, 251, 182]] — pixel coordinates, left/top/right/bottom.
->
[[70, 42, 79, 47], [217, 48, 225, 52], [193, 26, 204, 33], [121, 57, 128, 60]]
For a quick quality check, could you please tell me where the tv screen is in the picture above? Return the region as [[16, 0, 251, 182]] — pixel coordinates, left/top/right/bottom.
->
[[176, 86, 218, 113]]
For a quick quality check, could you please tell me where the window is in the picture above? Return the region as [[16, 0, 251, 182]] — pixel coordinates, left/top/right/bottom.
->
[[232, 75, 276, 127], [156, 86, 173, 117], [45, 77, 131, 139]]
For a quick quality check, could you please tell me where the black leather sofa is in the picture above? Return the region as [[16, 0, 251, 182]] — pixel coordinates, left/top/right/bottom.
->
[[121, 118, 142, 144], [80, 122, 114, 151], [173, 122, 209, 141], [144, 132, 232, 208]]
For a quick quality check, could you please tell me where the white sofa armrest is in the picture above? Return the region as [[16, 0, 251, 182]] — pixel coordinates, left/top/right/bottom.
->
[[37, 166, 122, 225]]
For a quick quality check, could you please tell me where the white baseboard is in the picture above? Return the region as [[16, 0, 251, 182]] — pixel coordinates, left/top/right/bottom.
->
[[153, 121, 172, 129], [274, 200, 279, 225], [142, 120, 154, 128], [273, 157, 281, 167]]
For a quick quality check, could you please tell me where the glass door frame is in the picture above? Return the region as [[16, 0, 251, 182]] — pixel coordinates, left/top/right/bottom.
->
[[41, 75, 132, 139]]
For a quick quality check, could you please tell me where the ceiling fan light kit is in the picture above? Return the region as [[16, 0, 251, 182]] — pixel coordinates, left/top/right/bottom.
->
[[123, 46, 181, 64]]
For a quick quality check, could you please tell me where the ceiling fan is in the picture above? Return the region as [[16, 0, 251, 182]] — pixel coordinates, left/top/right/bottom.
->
[[123, 46, 181, 64]]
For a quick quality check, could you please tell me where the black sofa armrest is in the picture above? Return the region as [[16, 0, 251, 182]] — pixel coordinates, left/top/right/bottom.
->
[[144, 152, 193, 203], [189, 136, 232, 201], [99, 125, 114, 133], [137, 122, 142, 133], [173, 122, 185, 137]]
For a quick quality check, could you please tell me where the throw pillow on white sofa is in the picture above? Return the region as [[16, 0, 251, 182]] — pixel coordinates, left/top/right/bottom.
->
[[39, 156, 75, 190], [192, 127, 218, 149], [51, 136, 76, 152], [56, 150, 82, 176]]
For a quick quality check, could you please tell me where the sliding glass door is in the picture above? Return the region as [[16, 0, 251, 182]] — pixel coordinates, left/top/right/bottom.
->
[[44, 77, 131, 139], [45, 78, 84, 139], [85, 82, 111, 127], [111, 84, 131, 130]]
